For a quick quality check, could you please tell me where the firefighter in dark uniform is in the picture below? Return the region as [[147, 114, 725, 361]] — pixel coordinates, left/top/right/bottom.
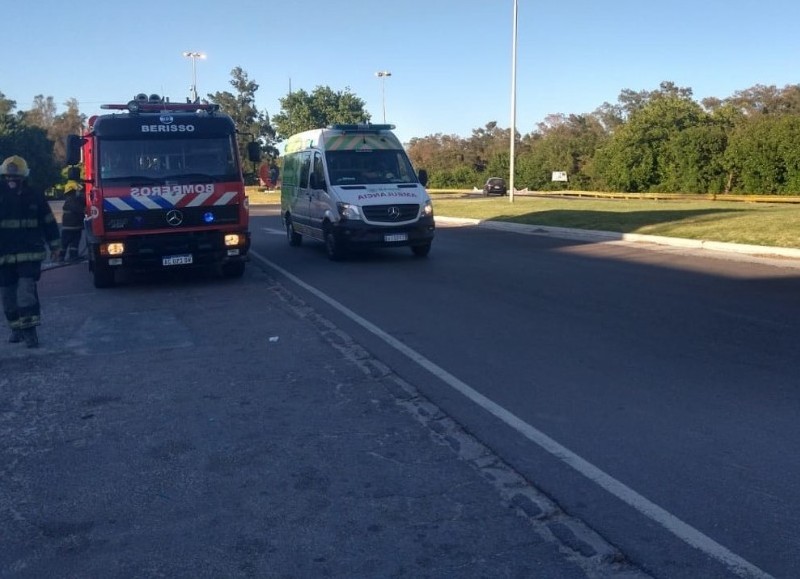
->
[[59, 180, 85, 261], [0, 156, 61, 348]]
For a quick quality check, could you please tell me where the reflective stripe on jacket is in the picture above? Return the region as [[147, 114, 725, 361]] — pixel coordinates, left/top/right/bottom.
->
[[0, 181, 61, 264]]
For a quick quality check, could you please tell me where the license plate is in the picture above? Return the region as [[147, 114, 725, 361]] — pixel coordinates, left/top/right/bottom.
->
[[162, 254, 193, 266], [384, 233, 408, 242]]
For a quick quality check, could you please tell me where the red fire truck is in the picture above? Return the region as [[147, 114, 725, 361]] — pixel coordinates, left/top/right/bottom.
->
[[66, 93, 261, 288]]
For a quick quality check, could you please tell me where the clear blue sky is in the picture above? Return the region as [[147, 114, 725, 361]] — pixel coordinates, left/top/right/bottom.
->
[[4, 0, 799, 145]]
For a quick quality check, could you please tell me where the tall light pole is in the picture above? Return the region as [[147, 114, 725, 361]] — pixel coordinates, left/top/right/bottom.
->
[[182, 51, 206, 103], [375, 71, 392, 123], [509, 0, 518, 203]]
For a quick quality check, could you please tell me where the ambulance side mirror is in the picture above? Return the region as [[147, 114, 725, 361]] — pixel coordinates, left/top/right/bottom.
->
[[418, 169, 428, 187]]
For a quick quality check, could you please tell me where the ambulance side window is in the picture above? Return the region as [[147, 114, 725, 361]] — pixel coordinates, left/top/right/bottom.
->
[[298, 151, 311, 188]]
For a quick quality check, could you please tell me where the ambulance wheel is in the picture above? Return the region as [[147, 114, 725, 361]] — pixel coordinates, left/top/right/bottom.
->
[[286, 217, 302, 246], [222, 261, 246, 278], [324, 229, 346, 261], [411, 242, 432, 258], [93, 263, 116, 288]]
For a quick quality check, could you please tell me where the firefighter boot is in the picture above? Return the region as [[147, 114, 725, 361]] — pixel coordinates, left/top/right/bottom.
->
[[8, 329, 23, 343], [22, 327, 39, 348]]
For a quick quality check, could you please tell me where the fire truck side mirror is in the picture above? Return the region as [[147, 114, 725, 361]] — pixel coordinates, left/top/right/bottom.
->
[[65, 134, 84, 167], [247, 142, 262, 163]]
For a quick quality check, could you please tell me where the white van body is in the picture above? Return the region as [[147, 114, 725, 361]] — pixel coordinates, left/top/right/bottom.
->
[[280, 124, 435, 260]]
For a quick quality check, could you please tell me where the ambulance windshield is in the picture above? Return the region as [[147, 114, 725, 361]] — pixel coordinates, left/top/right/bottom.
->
[[325, 149, 418, 186], [99, 137, 238, 182]]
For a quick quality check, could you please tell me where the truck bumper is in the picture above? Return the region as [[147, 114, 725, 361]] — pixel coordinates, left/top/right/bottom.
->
[[88, 230, 250, 272], [333, 216, 435, 249]]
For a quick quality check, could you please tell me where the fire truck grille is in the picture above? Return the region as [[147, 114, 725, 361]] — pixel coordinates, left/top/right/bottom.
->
[[362, 204, 420, 223], [103, 205, 241, 231]]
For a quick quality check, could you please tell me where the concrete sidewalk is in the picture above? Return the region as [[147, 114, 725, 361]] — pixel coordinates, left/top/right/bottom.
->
[[0, 262, 650, 578]]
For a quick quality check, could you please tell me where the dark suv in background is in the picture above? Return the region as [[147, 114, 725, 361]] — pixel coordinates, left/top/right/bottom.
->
[[483, 177, 507, 196]]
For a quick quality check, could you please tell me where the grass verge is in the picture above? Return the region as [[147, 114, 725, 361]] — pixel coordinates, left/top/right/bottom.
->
[[246, 188, 800, 249], [432, 195, 800, 248]]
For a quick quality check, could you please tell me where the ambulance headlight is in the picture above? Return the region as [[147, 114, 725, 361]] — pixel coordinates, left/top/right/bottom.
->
[[420, 201, 433, 217], [224, 234, 243, 247], [101, 242, 125, 256], [337, 202, 362, 220]]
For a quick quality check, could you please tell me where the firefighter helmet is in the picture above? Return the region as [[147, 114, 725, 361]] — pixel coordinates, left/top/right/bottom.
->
[[0, 155, 30, 178]]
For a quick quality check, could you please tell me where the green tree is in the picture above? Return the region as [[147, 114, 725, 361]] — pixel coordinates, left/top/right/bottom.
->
[[207, 67, 278, 173], [23, 95, 57, 130], [50, 99, 86, 167], [515, 146, 549, 189], [0, 93, 60, 191], [521, 113, 608, 190], [271, 86, 370, 138], [0, 120, 59, 192], [22, 95, 85, 167], [594, 91, 706, 192], [466, 122, 510, 174], [725, 84, 800, 117], [592, 101, 625, 133], [407, 133, 471, 178], [660, 124, 728, 193], [0, 91, 15, 119], [485, 149, 511, 185], [725, 115, 800, 193], [427, 165, 481, 189], [379, 79, 800, 194]]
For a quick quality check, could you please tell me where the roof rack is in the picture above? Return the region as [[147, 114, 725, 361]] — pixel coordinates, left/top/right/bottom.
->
[[329, 123, 396, 133], [99, 93, 220, 114]]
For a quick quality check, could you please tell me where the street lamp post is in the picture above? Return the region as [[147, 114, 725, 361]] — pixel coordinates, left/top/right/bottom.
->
[[509, 0, 518, 203], [182, 51, 206, 103], [375, 71, 392, 123]]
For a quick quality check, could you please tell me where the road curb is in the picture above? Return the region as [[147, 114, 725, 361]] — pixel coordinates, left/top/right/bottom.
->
[[435, 216, 800, 262]]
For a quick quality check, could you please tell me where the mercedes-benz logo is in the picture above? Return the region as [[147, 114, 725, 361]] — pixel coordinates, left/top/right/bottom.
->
[[166, 209, 184, 226], [387, 206, 401, 219]]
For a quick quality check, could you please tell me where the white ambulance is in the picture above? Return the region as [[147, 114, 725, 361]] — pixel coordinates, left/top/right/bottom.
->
[[280, 124, 435, 260]]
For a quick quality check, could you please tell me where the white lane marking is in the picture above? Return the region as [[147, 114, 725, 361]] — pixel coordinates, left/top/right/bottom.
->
[[261, 227, 285, 235], [249, 249, 773, 579]]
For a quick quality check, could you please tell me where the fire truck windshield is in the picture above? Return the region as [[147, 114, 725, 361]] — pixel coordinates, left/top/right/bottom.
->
[[99, 137, 238, 182]]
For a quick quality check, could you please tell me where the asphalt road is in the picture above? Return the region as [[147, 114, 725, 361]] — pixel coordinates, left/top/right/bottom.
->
[[250, 206, 800, 579], [1, 217, 648, 578], [3, 202, 798, 578]]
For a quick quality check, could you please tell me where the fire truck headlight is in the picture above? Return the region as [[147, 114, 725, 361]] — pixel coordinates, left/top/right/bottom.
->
[[203, 211, 215, 224], [101, 242, 125, 256], [224, 234, 243, 247]]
